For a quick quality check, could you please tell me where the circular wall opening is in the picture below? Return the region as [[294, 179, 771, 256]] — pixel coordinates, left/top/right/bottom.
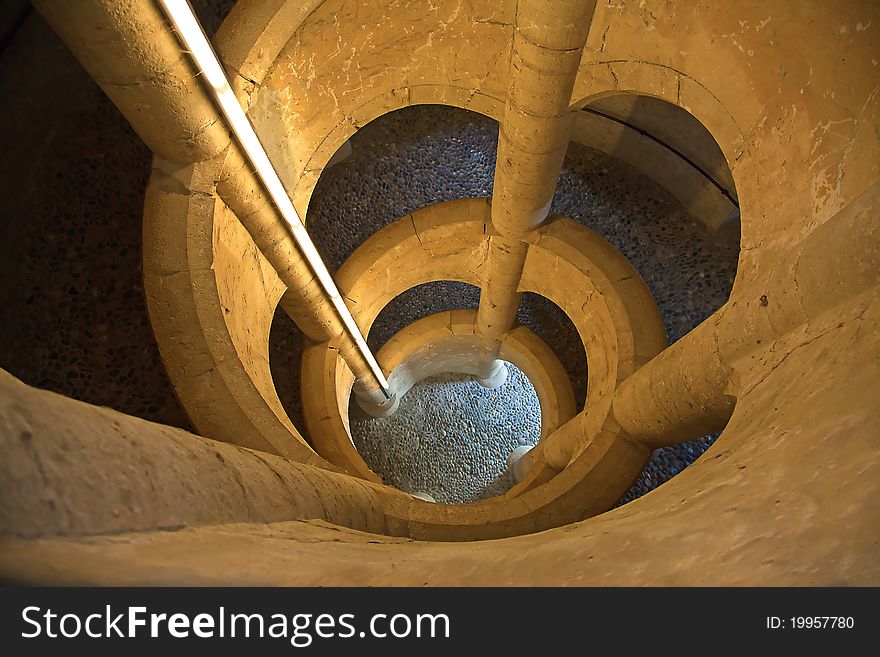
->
[[304, 105, 498, 274], [277, 101, 739, 508], [516, 291, 588, 410], [348, 279, 547, 503], [573, 92, 740, 506], [268, 306, 310, 444], [368, 280, 481, 353]]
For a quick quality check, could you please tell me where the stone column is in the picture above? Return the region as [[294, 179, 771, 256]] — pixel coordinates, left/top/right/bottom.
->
[[612, 318, 735, 447], [475, 0, 597, 382], [613, 181, 880, 447], [33, 0, 389, 404]]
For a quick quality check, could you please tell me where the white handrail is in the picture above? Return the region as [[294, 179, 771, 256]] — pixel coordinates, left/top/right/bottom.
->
[[158, 0, 389, 395]]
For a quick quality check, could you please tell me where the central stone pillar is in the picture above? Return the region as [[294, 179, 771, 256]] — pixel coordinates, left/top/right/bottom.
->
[[34, 0, 391, 405], [475, 0, 597, 382]]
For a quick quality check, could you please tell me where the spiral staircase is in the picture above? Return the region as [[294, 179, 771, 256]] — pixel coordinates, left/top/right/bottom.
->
[[0, 0, 877, 585]]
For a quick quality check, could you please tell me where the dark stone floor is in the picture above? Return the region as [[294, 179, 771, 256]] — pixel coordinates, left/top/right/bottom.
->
[[351, 362, 542, 504], [0, 2, 236, 432], [0, 14, 188, 429]]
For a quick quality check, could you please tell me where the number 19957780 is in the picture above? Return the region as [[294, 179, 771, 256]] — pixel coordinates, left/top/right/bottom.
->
[[766, 616, 854, 629]]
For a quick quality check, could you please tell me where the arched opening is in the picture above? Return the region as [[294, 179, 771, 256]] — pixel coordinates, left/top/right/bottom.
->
[[571, 92, 740, 504], [345, 280, 542, 503], [304, 104, 499, 273], [272, 97, 742, 503]]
